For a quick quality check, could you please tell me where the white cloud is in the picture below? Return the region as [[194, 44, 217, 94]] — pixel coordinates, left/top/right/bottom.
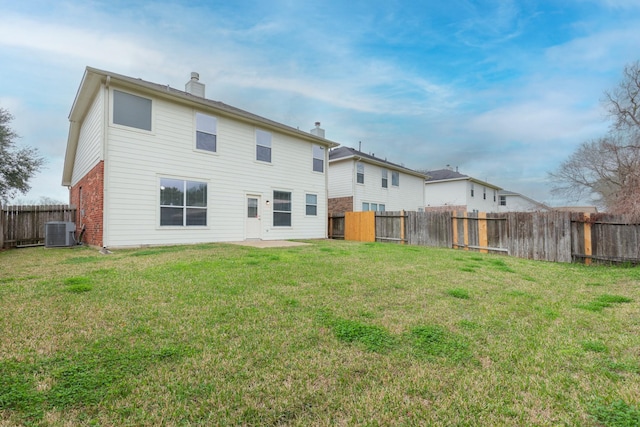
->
[[0, 15, 165, 70]]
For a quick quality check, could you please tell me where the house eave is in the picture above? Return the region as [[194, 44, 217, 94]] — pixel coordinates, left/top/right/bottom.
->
[[425, 176, 502, 190], [86, 67, 340, 148], [62, 66, 340, 187], [329, 154, 427, 179]]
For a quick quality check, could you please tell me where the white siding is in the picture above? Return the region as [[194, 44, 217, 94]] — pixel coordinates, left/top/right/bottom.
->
[[498, 195, 547, 212], [103, 86, 328, 247], [467, 183, 500, 213], [425, 180, 468, 208], [71, 89, 103, 185], [329, 159, 425, 212], [327, 160, 354, 198], [425, 180, 500, 212], [354, 162, 424, 211]]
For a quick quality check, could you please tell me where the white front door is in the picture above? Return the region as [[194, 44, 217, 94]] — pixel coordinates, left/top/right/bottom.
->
[[246, 195, 261, 240]]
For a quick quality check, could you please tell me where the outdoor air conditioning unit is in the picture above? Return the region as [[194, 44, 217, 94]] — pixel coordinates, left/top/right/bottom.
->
[[45, 221, 76, 248]]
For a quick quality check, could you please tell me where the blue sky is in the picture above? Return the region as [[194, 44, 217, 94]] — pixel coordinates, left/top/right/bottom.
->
[[1, 0, 639, 206]]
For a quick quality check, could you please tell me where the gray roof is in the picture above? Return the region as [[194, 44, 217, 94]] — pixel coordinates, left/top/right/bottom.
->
[[424, 169, 469, 181], [329, 146, 426, 178], [424, 168, 502, 190]]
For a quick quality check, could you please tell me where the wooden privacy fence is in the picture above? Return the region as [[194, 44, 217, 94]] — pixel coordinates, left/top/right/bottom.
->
[[329, 210, 640, 264], [1, 205, 76, 249]]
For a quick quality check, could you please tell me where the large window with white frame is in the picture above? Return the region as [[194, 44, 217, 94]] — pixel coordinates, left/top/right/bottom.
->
[[356, 162, 364, 184], [113, 90, 152, 131], [381, 169, 388, 188], [306, 194, 317, 216], [256, 129, 272, 162], [160, 178, 207, 226], [273, 190, 291, 226], [312, 145, 324, 172], [392, 171, 399, 187], [195, 112, 217, 152]]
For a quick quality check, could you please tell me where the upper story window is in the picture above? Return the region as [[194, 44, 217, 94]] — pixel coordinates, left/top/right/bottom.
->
[[256, 129, 272, 162], [500, 195, 507, 206], [356, 162, 364, 184], [160, 178, 207, 226], [494, 190, 497, 202], [470, 183, 475, 197], [195, 113, 217, 152], [313, 145, 324, 172], [392, 171, 399, 187], [113, 90, 152, 131], [381, 169, 388, 188], [483, 187, 487, 200]]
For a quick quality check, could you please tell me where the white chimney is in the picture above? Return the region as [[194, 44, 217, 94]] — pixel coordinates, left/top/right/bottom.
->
[[310, 121, 325, 138], [185, 72, 205, 98]]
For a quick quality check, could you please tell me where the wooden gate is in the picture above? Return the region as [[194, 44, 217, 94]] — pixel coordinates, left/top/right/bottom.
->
[[344, 211, 375, 242]]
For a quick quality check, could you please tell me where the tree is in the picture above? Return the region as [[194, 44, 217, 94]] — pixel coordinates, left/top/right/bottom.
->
[[0, 107, 45, 204], [550, 61, 640, 217]]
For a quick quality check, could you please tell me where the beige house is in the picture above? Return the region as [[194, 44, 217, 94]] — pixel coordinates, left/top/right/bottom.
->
[[62, 67, 338, 248]]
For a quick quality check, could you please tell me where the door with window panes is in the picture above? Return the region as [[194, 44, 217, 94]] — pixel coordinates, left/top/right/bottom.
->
[[246, 195, 261, 239]]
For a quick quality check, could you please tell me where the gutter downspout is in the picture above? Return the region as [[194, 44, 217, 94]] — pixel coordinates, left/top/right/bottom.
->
[[102, 76, 110, 248]]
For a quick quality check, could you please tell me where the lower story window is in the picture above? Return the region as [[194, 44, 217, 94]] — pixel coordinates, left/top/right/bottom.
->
[[306, 193, 317, 216], [362, 202, 386, 212], [273, 190, 291, 226], [160, 178, 207, 226]]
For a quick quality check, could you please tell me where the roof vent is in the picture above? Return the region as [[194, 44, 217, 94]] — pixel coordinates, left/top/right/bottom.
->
[[185, 72, 205, 98], [310, 121, 325, 138]]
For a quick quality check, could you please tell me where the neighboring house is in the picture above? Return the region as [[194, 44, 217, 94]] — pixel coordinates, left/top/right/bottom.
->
[[62, 67, 338, 248], [424, 168, 502, 213], [498, 190, 550, 212], [328, 147, 426, 214]]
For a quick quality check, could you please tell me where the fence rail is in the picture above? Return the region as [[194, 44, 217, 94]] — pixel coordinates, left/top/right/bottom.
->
[[1, 205, 76, 249], [329, 210, 640, 264]]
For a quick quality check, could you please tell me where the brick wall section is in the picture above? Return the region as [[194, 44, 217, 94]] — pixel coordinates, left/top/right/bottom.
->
[[328, 196, 353, 215], [69, 161, 104, 247]]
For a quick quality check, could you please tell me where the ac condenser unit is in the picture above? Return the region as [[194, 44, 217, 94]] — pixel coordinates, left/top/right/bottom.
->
[[45, 221, 76, 248]]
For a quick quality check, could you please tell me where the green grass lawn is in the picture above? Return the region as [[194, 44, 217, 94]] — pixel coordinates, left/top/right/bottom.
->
[[1, 240, 639, 426]]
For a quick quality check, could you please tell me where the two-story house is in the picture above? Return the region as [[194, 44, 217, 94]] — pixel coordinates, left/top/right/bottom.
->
[[424, 168, 502, 213], [328, 147, 426, 214], [62, 67, 338, 248]]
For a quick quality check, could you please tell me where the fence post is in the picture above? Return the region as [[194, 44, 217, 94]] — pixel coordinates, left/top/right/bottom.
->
[[478, 212, 488, 253], [0, 204, 4, 249], [463, 211, 469, 251], [328, 216, 333, 239], [584, 213, 592, 265], [400, 210, 405, 245], [452, 212, 459, 249]]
